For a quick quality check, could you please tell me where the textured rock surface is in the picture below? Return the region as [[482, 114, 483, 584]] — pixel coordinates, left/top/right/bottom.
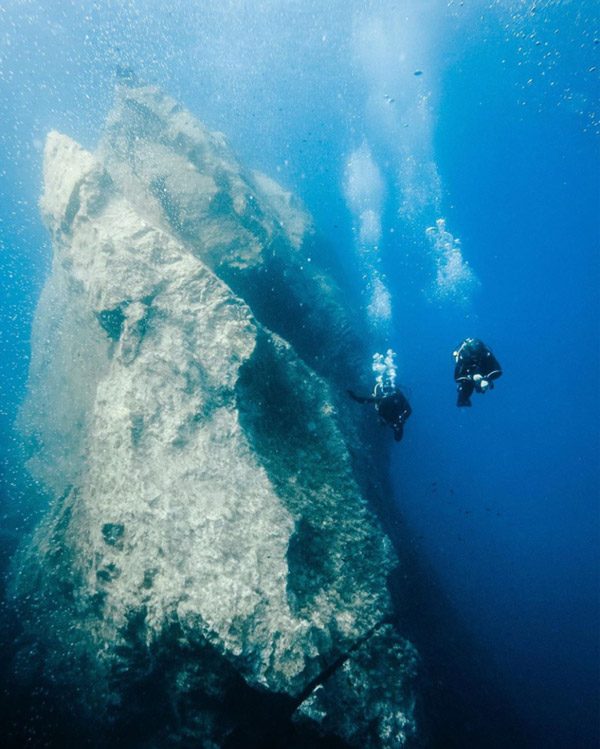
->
[[293, 624, 420, 747], [97, 80, 361, 382], [12, 84, 421, 747]]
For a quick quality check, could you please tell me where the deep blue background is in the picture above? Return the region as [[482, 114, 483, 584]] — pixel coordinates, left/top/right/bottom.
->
[[1, 1, 598, 746], [389, 19, 599, 746]]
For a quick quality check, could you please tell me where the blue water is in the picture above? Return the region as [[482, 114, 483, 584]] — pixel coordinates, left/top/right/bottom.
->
[[1, 1, 598, 746]]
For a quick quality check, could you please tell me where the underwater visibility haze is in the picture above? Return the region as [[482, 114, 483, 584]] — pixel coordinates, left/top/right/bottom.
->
[[0, 1, 599, 747]]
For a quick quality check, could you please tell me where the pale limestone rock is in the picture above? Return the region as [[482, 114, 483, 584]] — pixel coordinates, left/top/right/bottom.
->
[[12, 86, 420, 747]]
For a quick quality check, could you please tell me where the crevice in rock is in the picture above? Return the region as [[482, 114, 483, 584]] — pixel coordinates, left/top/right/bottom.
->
[[60, 177, 84, 235], [285, 516, 332, 616], [97, 306, 127, 340], [291, 615, 394, 713], [96, 296, 156, 361], [150, 175, 185, 232]]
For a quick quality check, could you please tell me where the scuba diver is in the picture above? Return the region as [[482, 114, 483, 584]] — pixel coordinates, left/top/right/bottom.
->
[[453, 338, 502, 407], [348, 387, 412, 442], [348, 350, 412, 442]]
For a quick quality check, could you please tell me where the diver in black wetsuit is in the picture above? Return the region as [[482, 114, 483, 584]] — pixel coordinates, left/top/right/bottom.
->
[[453, 338, 502, 407], [348, 386, 412, 442]]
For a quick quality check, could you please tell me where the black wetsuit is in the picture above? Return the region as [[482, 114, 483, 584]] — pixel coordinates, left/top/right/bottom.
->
[[348, 390, 412, 442], [454, 338, 502, 407]]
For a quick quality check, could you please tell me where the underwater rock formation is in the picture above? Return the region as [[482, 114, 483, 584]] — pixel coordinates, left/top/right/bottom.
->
[[11, 83, 421, 747]]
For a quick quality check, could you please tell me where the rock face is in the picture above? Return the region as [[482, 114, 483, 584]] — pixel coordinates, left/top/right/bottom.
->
[[11, 83, 421, 747]]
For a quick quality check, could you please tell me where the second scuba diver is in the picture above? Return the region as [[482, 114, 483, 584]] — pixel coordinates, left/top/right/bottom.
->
[[453, 337, 502, 407], [348, 386, 412, 442], [348, 349, 411, 442]]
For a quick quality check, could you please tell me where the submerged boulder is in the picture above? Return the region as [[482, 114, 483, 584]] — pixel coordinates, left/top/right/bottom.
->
[[11, 83, 421, 747]]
